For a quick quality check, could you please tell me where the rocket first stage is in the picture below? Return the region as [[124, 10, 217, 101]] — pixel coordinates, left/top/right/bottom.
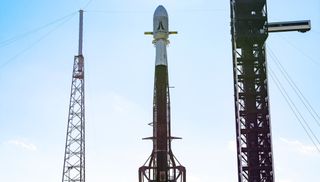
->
[[139, 5, 186, 182]]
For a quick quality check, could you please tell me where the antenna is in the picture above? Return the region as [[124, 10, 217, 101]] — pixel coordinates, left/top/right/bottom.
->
[[78, 10, 83, 55]]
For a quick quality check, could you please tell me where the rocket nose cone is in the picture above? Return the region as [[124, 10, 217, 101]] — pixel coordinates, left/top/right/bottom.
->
[[154, 5, 168, 18], [153, 5, 169, 37]]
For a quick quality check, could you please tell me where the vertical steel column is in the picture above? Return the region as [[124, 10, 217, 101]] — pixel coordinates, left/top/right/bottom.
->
[[62, 10, 86, 182], [230, 0, 274, 181]]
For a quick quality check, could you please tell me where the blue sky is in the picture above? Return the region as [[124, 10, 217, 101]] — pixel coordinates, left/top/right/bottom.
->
[[0, 0, 319, 182]]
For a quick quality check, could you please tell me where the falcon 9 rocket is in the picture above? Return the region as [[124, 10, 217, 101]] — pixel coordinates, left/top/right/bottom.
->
[[139, 5, 186, 182]]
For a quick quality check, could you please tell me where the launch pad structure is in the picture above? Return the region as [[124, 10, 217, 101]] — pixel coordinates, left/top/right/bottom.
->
[[57, 1, 311, 182], [230, 0, 310, 181]]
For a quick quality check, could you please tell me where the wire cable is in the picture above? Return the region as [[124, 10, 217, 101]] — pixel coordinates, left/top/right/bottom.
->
[[312, 30, 320, 35], [268, 45, 320, 129], [268, 66, 320, 153], [277, 34, 320, 67], [85, 10, 150, 14], [0, 11, 77, 48], [0, 13, 77, 70], [86, 8, 226, 14], [83, 0, 94, 10]]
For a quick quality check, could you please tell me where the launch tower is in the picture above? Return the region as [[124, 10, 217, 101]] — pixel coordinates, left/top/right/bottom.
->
[[230, 0, 310, 181]]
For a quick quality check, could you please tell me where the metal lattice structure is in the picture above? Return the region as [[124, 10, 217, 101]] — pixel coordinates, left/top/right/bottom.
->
[[230, 0, 274, 181], [62, 10, 85, 182]]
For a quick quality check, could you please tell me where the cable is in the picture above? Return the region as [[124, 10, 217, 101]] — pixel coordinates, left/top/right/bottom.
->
[[0, 11, 77, 48], [268, 47, 320, 148], [86, 8, 226, 14], [171, 8, 227, 12], [83, 0, 94, 9], [277, 34, 320, 67], [268, 66, 320, 153], [86, 10, 151, 14], [312, 30, 320, 35], [0, 13, 77, 70], [268, 45, 320, 129]]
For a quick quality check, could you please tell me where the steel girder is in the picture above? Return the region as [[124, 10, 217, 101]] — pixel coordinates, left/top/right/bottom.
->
[[230, 0, 274, 181]]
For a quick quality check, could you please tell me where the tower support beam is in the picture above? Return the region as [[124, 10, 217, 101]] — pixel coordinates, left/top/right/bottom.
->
[[230, 0, 274, 181], [268, 20, 311, 33], [230, 1, 311, 182]]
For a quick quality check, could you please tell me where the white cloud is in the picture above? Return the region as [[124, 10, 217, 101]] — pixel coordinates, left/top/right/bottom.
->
[[6, 139, 37, 151], [280, 137, 319, 156]]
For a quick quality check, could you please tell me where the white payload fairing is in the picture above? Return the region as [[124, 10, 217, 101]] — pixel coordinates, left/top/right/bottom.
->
[[145, 5, 177, 66], [153, 5, 169, 66]]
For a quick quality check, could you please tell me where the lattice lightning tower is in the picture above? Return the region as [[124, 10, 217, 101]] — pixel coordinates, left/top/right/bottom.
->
[[62, 10, 85, 182]]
